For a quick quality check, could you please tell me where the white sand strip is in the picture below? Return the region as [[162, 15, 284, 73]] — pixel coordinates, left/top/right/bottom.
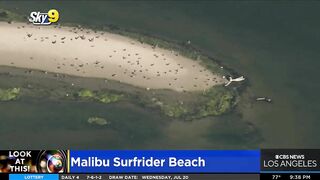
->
[[0, 22, 226, 91]]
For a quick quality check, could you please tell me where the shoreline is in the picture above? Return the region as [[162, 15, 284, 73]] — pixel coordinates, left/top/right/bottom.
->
[[0, 21, 228, 92], [0, 65, 237, 120]]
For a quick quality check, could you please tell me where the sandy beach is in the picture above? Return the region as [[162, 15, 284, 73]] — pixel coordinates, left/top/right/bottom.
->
[[0, 21, 226, 91]]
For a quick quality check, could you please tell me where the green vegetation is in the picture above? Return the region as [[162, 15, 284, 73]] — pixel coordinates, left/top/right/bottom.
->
[[77, 89, 123, 104], [97, 93, 123, 104], [77, 89, 94, 98], [150, 86, 237, 119], [87, 117, 110, 126], [0, 88, 21, 101], [199, 87, 236, 116], [145, 86, 237, 119], [161, 103, 188, 118]]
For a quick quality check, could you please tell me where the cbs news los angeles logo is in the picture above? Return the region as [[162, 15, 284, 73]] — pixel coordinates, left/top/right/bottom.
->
[[29, 9, 59, 25]]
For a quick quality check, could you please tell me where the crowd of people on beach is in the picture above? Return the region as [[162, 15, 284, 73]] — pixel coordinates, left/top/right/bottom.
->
[[3, 22, 226, 91]]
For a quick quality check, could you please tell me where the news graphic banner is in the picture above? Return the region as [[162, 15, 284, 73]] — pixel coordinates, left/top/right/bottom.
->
[[0, 150, 68, 173], [69, 150, 259, 173], [1, 150, 320, 180]]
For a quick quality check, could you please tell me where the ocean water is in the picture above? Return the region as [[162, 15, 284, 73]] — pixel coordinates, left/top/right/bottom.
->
[[0, 1, 319, 148]]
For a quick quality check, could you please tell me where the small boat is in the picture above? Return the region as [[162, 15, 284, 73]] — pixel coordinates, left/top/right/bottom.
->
[[256, 97, 272, 103], [225, 76, 245, 86]]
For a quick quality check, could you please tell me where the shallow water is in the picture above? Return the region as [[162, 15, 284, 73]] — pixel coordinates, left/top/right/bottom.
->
[[0, 1, 319, 148]]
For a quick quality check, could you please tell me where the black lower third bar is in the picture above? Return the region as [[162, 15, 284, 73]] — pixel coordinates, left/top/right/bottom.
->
[[5, 173, 320, 180], [60, 174, 259, 180], [0, 173, 9, 180], [261, 173, 320, 180]]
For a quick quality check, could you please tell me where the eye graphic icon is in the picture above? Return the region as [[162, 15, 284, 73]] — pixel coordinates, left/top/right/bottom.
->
[[36, 150, 67, 173]]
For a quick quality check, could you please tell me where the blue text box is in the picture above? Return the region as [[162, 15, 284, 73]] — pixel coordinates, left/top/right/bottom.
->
[[70, 150, 260, 173]]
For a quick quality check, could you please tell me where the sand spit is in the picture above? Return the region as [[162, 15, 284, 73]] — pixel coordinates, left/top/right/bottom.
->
[[0, 22, 226, 91]]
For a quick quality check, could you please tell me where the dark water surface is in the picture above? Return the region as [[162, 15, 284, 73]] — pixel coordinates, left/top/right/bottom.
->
[[0, 1, 319, 149]]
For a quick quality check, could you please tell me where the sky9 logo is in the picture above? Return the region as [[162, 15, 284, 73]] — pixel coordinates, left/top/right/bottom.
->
[[29, 9, 59, 25]]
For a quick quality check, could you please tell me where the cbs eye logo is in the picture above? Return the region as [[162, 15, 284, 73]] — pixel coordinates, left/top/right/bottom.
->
[[29, 9, 59, 25], [36, 150, 67, 173]]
